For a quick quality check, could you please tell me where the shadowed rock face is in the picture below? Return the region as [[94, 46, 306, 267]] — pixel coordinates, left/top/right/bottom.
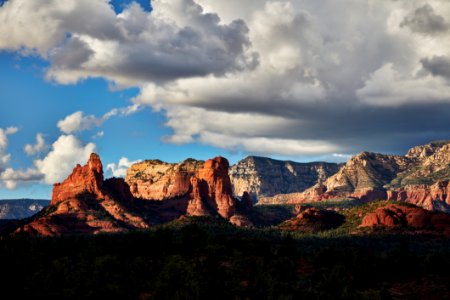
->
[[278, 207, 345, 233]]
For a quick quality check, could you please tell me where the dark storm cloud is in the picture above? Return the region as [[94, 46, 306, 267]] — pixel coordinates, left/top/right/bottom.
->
[[2, 0, 450, 158], [421, 56, 450, 80], [400, 4, 449, 34], [51, 38, 94, 69]]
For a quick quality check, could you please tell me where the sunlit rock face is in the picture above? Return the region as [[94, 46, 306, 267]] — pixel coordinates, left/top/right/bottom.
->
[[257, 141, 450, 213], [126, 159, 204, 200], [229, 156, 341, 202]]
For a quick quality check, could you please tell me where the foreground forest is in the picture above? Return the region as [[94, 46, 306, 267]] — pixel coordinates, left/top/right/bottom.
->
[[2, 217, 450, 299]]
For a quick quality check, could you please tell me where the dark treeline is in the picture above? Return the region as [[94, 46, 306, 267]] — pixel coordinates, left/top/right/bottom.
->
[[1, 220, 450, 299]]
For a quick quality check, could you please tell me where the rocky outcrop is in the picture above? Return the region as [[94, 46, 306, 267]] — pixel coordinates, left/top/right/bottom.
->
[[19, 154, 149, 236], [195, 156, 236, 218], [229, 214, 253, 227], [127, 156, 238, 219], [386, 181, 450, 211], [258, 141, 450, 213], [278, 207, 345, 232], [126, 159, 204, 200], [229, 156, 341, 202], [186, 176, 210, 217], [310, 152, 411, 200], [14, 155, 245, 236], [186, 157, 237, 218], [360, 204, 450, 232], [52, 153, 105, 205]]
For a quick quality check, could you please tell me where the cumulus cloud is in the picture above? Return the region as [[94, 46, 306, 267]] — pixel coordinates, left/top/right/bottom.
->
[[57, 111, 103, 134], [2, 0, 450, 157], [57, 104, 142, 134], [0, 127, 45, 189], [0, 126, 18, 171], [106, 157, 140, 178], [400, 4, 449, 35], [0, 168, 44, 189], [24, 133, 49, 156], [35, 135, 96, 184], [357, 63, 450, 107], [0, 0, 256, 86]]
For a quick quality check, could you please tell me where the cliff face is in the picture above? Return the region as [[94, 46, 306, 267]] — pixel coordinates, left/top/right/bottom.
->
[[189, 156, 236, 219], [229, 156, 341, 202], [127, 156, 238, 219], [259, 141, 450, 213], [20, 154, 149, 236], [17, 155, 242, 236], [125, 159, 204, 200], [52, 153, 106, 205], [387, 181, 450, 211]]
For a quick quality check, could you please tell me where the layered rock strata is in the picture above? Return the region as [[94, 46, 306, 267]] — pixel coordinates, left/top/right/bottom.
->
[[229, 156, 341, 202]]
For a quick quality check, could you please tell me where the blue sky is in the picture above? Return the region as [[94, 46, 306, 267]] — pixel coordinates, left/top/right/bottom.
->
[[0, 51, 246, 199], [1, 0, 450, 199]]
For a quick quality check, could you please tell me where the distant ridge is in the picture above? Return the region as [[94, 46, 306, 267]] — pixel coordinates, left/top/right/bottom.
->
[[0, 199, 50, 219]]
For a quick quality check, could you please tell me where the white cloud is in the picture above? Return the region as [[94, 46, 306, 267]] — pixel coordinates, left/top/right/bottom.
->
[[35, 135, 96, 184], [106, 157, 140, 178], [0, 126, 18, 171], [0, 168, 44, 190], [0, 0, 256, 86], [57, 104, 143, 134], [199, 132, 338, 156], [92, 131, 105, 139], [357, 63, 450, 107], [24, 133, 49, 156], [0, 127, 45, 189], [57, 111, 103, 134], [2, 0, 450, 156]]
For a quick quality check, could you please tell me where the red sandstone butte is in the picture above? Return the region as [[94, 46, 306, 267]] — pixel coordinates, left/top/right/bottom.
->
[[52, 153, 105, 205], [187, 156, 237, 219], [360, 204, 450, 231], [386, 181, 450, 211]]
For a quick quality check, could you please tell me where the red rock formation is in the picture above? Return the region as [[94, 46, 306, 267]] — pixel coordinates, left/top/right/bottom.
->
[[360, 204, 450, 231], [52, 153, 105, 205], [229, 214, 253, 227], [350, 189, 387, 203], [19, 153, 148, 236], [196, 156, 236, 219], [279, 207, 345, 232], [186, 176, 210, 217], [387, 181, 450, 211], [14, 155, 249, 236], [126, 159, 204, 200]]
